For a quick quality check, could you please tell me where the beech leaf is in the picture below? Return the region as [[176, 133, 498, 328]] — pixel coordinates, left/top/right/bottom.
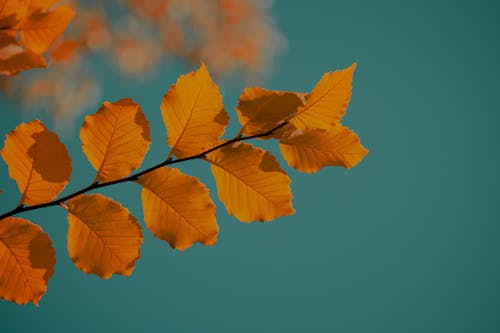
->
[[49, 39, 84, 62], [1, 119, 71, 205], [137, 167, 218, 250], [65, 194, 143, 279], [279, 124, 368, 173], [206, 143, 294, 222], [0, 43, 47, 76], [161, 63, 229, 158], [0, 0, 29, 28], [29, 0, 61, 11], [80, 98, 151, 183], [236, 87, 304, 137], [0, 217, 55, 305], [289, 63, 356, 131], [20, 5, 74, 54]]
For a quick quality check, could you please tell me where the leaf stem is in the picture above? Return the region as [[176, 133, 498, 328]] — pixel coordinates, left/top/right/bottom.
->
[[0, 122, 288, 221]]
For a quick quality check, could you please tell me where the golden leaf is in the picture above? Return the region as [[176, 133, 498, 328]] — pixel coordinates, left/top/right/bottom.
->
[[161, 63, 229, 158], [236, 87, 304, 137], [206, 143, 294, 222], [0, 0, 29, 28], [0, 217, 55, 305], [279, 124, 368, 173], [29, 0, 61, 11], [80, 98, 151, 183], [137, 167, 217, 250], [20, 5, 74, 54], [49, 39, 85, 63], [289, 63, 356, 131], [1, 119, 71, 205], [0, 43, 47, 76], [0, 30, 17, 46], [65, 194, 143, 279]]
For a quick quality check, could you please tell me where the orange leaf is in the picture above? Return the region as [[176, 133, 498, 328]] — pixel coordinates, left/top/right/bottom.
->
[[29, 0, 61, 11], [65, 194, 143, 278], [80, 98, 151, 183], [279, 124, 368, 173], [236, 87, 304, 137], [0, 0, 30, 28], [161, 63, 229, 158], [0, 217, 55, 305], [0, 44, 47, 75], [1, 119, 71, 205], [20, 5, 74, 54], [49, 39, 85, 63], [289, 63, 356, 131], [137, 167, 217, 250], [0, 30, 17, 47], [206, 143, 294, 222]]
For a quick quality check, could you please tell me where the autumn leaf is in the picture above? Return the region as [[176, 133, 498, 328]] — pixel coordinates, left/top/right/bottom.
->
[[64, 194, 143, 278], [49, 39, 85, 63], [1, 119, 71, 205], [0, 217, 55, 306], [0, 30, 47, 76], [0, 30, 17, 46], [161, 63, 229, 158], [137, 167, 217, 250], [20, 5, 75, 54], [0, 0, 29, 28], [236, 87, 304, 137], [288, 63, 356, 131], [80, 98, 151, 183], [0, 43, 47, 75], [205, 143, 294, 222], [29, 0, 61, 11], [278, 124, 368, 173]]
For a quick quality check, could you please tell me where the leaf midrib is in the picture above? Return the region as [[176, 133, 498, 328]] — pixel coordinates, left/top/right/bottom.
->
[[168, 85, 202, 156]]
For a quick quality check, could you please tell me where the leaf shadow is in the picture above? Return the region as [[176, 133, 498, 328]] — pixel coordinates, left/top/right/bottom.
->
[[28, 233, 55, 282], [134, 108, 151, 142], [28, 129, 71, 183], [239, 91, 303, 124], [258, 151, 283, 173], [213, 109, 229, 126]]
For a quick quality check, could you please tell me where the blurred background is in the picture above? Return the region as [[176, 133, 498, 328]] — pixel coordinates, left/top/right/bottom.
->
[[1, 0, 500, 332]]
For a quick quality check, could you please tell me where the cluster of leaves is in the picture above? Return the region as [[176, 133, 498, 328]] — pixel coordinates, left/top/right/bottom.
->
[[0, 0, 74, 75], [0, 63, 367, 306], [1, 0, 283, 129]]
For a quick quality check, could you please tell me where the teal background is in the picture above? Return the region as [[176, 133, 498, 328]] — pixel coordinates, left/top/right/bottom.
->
[[1, 0, 500, 332]]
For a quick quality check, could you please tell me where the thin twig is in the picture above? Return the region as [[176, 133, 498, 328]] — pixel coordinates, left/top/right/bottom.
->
[[0, 122, 288, 221]]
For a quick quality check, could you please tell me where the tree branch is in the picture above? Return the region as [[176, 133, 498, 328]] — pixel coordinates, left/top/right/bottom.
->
[[0, 122, 288, 221]]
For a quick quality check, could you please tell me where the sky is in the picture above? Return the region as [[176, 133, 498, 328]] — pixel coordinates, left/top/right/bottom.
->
[[1, 0, 500, 332]]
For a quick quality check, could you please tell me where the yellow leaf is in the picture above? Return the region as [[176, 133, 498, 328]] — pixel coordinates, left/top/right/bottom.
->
[[236, 87, 304, 137], [1, 119, 71, 205], [137, 167, 217, 250], [0, 217, 55, 305], [65, 194, 143, 279], [0, 43, 47, 76], [20, 5, 74, 54], [279, 124, 368, 173], [289, 63, 356, 131], [206, 143, 294, 222], [80, 98, 151, 183], [161, 63, 229, 158]]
